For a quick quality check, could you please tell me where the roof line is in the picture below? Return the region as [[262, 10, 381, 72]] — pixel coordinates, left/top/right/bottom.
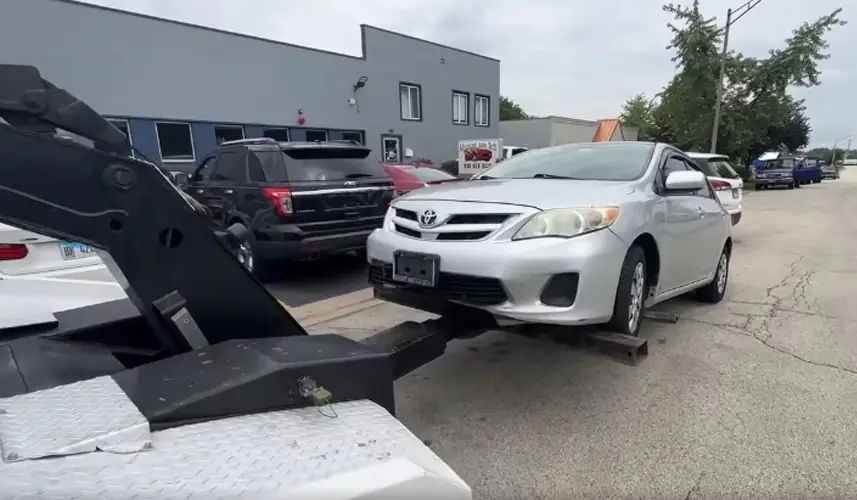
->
[[358, 24, 500, 62], [51, 0, 498, 63]]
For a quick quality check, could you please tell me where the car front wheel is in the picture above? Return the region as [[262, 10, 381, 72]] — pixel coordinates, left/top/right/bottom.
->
[[606, 245, 647, 336], [696, 245, 730, 303]]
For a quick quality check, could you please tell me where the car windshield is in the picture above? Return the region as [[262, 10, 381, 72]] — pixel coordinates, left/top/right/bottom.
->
[[404, 167, 456, 182], [761, 159, 793, 170], [479, 142, 656, 181]]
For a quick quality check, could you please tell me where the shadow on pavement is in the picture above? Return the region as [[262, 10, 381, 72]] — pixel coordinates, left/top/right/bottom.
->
[[264, 251, 369, 307]]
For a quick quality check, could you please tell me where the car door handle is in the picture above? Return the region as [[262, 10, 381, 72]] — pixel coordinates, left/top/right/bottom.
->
[[196, 189, 204, 194], [697, 207, 705, 218], [224, 189, 233, 195]]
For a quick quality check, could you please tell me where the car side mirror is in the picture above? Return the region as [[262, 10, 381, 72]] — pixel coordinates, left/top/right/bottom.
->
[[171, 171, 190, 186], [665, 170, 706, 191]]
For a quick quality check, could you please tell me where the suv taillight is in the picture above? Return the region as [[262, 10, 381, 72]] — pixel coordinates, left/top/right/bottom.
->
[[0, 244, 28, 261], [263, 188, 293, 216], [710, 180, 731, 191]]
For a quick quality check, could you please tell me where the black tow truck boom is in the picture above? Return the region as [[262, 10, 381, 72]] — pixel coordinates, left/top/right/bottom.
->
[[0, 64, 452, 423]]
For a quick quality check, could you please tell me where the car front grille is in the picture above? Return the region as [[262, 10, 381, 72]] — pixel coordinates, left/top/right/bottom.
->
[[368, 261, 508, 306], [392, 208, 518, 241]]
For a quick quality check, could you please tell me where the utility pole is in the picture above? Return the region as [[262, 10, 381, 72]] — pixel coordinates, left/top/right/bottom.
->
[[710, 0, 764, 153], [831, 135, 852, 166]]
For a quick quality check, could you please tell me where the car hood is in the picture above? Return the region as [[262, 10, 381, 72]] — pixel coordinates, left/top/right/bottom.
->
[[398, 179, 636, 210]]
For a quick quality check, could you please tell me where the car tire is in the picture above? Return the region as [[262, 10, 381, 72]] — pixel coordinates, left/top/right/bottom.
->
[[789, 182, 796, 189], [235, 232, 277, 283], [696, 244, 730, 303], [755, 184, 762, 191], [606, 245, 647, 337]]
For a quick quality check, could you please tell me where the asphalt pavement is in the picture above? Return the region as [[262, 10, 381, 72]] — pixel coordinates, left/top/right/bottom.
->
[[264, 251, 368, 307], [307, 170, 857, 499]]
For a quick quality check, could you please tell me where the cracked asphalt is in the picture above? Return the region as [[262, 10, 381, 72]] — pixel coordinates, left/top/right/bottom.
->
[[383, 170, 857, 499]]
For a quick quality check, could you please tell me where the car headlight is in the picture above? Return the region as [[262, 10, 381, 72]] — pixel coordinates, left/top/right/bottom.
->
[[512, 207, 620, 241], [383, 206, 396, 230]]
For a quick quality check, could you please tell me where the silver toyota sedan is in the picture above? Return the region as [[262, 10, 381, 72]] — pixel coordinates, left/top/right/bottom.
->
[[367, 141, 732, 336]]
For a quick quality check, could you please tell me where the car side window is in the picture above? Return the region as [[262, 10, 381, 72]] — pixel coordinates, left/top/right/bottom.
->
[[247, 152, 267, 182], [210, 150, 247, 183], [192, 156, 216, 182]]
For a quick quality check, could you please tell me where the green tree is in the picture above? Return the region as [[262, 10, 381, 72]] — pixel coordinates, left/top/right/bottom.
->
[[637, 0, 845, 159], [619, 94, 657, 141], [500, 96, 529, 121]]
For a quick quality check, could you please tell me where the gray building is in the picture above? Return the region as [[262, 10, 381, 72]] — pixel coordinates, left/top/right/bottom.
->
[[2, 0, 501, 169], [500, 116, 639, 149]]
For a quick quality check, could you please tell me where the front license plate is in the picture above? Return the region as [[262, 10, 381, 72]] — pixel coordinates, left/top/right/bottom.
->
[[59, 241, 96, 260], [392, 251, 438, 287]]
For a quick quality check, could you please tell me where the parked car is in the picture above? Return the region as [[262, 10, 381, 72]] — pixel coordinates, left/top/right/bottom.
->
[[795, 157, 823, 185], [0, 223, 125, 318], [184, 138, 394, 282], [383, 163, 459, 196], [367, 141, 732, 337], [754, 159, 798, 190], [686, 152, 744, 225], [822, 163, 840, 179]]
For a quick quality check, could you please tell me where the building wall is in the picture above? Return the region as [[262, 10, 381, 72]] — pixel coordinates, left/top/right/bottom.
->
[[500, 116, 640, 149], [1, 0, 501, 168]]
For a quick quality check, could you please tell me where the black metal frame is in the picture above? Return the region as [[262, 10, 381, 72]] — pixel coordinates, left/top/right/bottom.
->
[[0, 64, 463, 421]]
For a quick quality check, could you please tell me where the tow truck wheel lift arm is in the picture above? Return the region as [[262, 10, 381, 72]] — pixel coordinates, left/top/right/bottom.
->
[[0, 65, 470, 499]]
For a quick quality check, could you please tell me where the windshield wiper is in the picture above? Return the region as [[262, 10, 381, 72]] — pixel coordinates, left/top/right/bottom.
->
[[530, 173, 582, 179]]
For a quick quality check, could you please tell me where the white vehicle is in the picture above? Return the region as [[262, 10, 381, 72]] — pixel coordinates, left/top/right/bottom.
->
[[0, 223, 124, 321], [686, 152, 744, 225], [502, 145, 529, 160], [368, 142, 732, 337]]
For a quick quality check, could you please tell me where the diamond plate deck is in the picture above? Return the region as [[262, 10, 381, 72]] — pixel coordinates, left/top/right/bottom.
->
[[0, 376, 150, 462], [0, 399, 468, 499]]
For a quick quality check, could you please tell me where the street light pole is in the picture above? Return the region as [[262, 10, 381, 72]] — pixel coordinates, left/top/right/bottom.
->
[[710, 0, 764, 154]]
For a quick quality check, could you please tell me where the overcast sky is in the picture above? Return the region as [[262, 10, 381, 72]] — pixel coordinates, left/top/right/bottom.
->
[[84, 0, 855, 149]]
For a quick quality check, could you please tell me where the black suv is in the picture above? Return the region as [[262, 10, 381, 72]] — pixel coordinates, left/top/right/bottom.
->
[[185, 138, 394, 281]]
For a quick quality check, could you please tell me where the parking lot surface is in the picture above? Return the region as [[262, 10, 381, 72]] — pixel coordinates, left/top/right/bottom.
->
[[264, 252, 367, 307], [371, 172, 857, 499]]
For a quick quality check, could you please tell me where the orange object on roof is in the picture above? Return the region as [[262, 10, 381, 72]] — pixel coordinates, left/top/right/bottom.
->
[[592, 119, 622, 142]]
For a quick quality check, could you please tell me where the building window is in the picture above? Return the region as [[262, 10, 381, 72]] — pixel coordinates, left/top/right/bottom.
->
[[155, 121, 195, 162], [262, 128, 289, 142], [474, 95, 490, 127], [306, 130, 328, 142], [107, 118, 135, 157], [342, 131, 364, 144], [452, 92, 469, 125], [214, 125, 244, 145], [400, 83, 422, 121]]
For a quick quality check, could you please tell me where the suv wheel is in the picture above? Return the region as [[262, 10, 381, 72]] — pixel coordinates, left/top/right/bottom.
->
[[237, 234, 277, 283], [236, 240, 254, 273]]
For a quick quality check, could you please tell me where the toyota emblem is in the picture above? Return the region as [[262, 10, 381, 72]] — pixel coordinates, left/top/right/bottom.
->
[[419, 209, 439, 228], [343, 180, 358, 187]]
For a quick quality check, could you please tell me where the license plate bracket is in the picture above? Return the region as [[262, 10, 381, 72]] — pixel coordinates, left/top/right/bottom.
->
[[392, 251, 439, 287]]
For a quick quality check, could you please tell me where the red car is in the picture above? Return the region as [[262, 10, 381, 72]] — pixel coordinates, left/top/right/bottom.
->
[[383, 164, 459, 196]]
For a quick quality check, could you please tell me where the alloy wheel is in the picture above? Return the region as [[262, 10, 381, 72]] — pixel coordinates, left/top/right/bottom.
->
[[628, 262, 646, 333]]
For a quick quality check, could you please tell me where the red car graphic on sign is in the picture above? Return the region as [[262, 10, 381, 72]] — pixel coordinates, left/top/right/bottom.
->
[[463, 147, 493, 162]]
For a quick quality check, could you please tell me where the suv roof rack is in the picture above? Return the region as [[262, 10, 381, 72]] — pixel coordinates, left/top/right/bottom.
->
[[220, 137, 280, 146]]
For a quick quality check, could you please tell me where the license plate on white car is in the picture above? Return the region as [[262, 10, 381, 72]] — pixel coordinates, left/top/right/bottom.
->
[[59, 241, 96, 260], [392, 251, 438, 287]]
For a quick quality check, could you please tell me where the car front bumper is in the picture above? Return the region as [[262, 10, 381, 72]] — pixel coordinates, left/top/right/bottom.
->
[[366, 227, 630, 325]]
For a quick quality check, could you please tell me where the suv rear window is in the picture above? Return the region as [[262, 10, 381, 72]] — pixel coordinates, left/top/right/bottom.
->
[[283, 147, 387, 181]]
